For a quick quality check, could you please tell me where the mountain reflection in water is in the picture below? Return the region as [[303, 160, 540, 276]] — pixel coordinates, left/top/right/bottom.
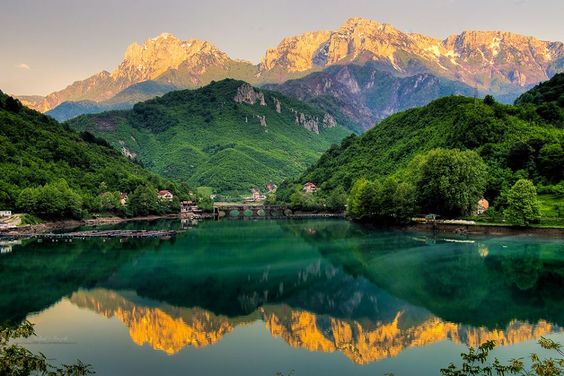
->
[[1, 219, 563, 367], [69, 288, 559, 364]]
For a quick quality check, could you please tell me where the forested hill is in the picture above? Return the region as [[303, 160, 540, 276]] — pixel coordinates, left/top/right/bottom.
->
[[277, 74, 564, 209], [66, 79, 354, 194], [0, 90, 173, 217], [515, 73, 564, 127]]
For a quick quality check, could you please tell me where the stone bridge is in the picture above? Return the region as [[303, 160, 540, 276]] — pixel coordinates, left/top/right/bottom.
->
[[214, 204, 291, 218]]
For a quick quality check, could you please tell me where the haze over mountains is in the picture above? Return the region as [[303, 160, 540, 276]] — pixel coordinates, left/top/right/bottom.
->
[[20, 17, 563, 127]]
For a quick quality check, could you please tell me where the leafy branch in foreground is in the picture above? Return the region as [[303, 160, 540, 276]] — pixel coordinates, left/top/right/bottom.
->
[[0, 321, 94, 376], [441, 337, 563, 376]]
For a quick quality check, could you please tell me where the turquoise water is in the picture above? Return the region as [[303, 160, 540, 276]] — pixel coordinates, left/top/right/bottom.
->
[[1, 219, 563, 375]]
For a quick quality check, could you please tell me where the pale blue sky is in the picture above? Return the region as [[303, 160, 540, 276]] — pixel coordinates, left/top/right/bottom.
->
[[1, 0, 563, 96]]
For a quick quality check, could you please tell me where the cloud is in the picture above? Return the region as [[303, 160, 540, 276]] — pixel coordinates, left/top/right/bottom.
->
[[15, 63, 31, 70]]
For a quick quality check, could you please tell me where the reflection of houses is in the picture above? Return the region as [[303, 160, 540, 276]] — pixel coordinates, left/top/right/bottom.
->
[[0, 240, 21, 254], [266, 182, 277, 192], [119, 192, 128, 206], [0, 214, 15, 230], [158, 190, 174, 201], [473, 198, 489, 215], [303, 182, 316, 193]]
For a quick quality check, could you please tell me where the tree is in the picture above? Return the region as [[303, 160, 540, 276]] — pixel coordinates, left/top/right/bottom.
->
[[5, 96, 22, 113], [416, 149, 487, 217], [16, 180, 83, 219], [326, 186, 347, 212], [347, 179, 379, 220], [504, 179, 541, 225], [538, 143, 564, 182], [384, 179, 417, 223], [483, 95, 496, 105], [127, 185, 160, 216], [1, 321, 93, 376], [441, 337, 563, 376], [97, 191, 121, 212]]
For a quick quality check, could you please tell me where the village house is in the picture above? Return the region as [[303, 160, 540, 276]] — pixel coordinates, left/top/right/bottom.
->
[[266, 182, 278, 192], [181, 201, 202, 216], [244, 188, 266, 203], [252, 188, 265, 201], [473, 198, 490, 215], [158, 190, 174, 201], [119, 192, 128, 206], [0, 210, 12, 217], [303, 182, 317, 193]]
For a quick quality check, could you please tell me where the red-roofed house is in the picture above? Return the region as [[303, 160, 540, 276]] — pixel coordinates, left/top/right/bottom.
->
[[158, 190, 174, 202], [474, 198, 490, 215], [303, 182, 317, 193]]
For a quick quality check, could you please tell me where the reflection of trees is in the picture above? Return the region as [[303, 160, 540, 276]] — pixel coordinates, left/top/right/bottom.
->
[[498, 245, 542, 290], [0, 237, 165, 323], [3, 219, 563, 334], [291, 221, 564, 328]]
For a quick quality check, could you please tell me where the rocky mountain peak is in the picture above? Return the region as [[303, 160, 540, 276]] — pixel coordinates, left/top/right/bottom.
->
[[115, 34, 230, 83], [260, 31, 332, 72], [337, 17, 395, 35]]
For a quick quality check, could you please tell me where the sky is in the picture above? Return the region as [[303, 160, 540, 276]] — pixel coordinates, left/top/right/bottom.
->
[[1, 0, 563, 96]]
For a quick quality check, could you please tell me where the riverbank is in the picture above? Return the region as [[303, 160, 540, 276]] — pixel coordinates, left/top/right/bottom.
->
[[0, 214, 180, 238], [405, 221, 564, 237]]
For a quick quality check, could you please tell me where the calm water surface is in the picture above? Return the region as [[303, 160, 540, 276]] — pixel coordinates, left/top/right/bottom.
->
[[1, 219, 563, 375]]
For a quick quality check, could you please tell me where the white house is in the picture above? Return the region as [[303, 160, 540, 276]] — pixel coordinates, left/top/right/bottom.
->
[[0, 210, 12, 217]]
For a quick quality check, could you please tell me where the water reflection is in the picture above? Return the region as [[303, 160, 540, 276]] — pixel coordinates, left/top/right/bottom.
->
[[1, 219, 562, 366], [69, 288, 558, 364]]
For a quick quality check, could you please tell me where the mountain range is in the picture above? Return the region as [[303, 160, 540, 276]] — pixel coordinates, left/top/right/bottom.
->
[[19, 17, 563, 127]]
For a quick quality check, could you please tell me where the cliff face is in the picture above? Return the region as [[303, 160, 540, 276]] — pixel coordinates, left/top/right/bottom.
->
[[266, 63, 475, 130]]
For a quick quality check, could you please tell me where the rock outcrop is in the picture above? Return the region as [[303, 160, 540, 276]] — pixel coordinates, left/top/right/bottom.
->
[[272, 97, 282, 113], [290, 108, 320, 134], [234, 83, 266, 105]]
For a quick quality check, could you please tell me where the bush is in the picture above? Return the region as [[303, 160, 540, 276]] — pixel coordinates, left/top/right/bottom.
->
[[16, 179, 83, 219], [504, 179, 541, 225], [1, 321, 93, 375], [415, 149, 487, 217]]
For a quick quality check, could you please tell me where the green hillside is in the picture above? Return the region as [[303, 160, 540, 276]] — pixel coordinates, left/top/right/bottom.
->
[[276, 75, 564, 216], [66, 79, 354, 194], [0, 90, 178, 218], [515, 73, 564, 127]]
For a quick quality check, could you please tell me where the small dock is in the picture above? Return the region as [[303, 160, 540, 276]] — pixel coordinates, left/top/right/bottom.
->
[[30, 229, 177, 240]]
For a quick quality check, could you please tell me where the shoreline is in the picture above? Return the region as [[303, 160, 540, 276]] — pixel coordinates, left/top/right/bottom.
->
[[2, 213, 563, 238], [0, 214, 181, 238], [403, 222, 564, 237]]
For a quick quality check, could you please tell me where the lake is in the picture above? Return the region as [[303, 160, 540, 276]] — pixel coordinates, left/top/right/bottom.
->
[[1, 219, 563, 375]]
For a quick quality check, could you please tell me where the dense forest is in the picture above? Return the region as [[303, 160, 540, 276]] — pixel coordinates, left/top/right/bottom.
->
[[275, 74, 564, 224], [66, 79, 353, 195], [0, 91, 198, 220]]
